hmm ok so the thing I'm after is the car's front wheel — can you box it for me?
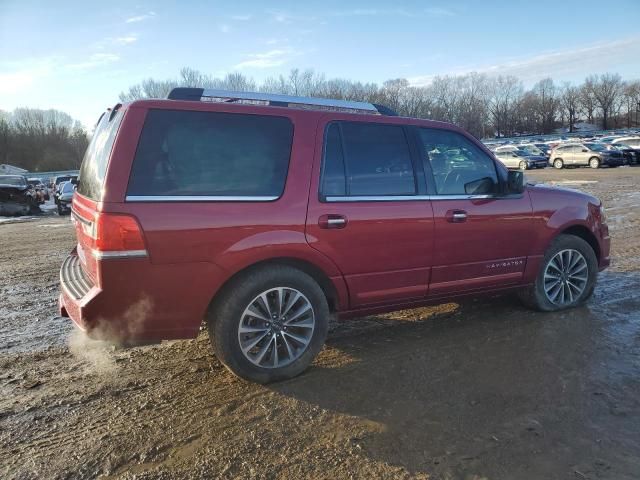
[519,234,598,312]
[207,265,329,383]
[553,158,564,169]
[519,160,528,170]
[589,157,600,169]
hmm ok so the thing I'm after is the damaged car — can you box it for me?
[0,175,40,216]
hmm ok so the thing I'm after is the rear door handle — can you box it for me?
[446,210,467,223]
[319,214,347,229]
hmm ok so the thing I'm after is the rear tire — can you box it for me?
[589,157,600,169]
[553,158,564,169]
[518,234,598,312]
[207,265,329,383]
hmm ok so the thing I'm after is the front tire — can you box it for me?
[519,160,528,170]
[589,157,600,169]
[553,158,564,169]
[518,234,598,312]
[207,265,329,383]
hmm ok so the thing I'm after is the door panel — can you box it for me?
[305,117,435,308]
[428,196,533,296]
[307,202,433,306]
[414,126,535,296]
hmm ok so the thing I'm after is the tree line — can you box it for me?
[0,109,89,172]
[2,68,639,172]
[121,67,640,139]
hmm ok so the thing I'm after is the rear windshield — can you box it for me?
[77,109,124,200]
[126,109,293,198]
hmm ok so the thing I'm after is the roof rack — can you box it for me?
[167,88,397,116]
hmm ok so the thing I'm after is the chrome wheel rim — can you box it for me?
[543,249,588,305]
[238,287,315,369]
[590,158,599,168]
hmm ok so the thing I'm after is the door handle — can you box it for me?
[446,209,467,223]
[319,214,347,229]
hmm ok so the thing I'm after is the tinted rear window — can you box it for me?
[77,109,124,200]
[321,121,416,197]
[127,109,293,198]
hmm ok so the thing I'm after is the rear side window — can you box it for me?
[77,109,124,200]
[321,121,416,197]
[127,109,293,198]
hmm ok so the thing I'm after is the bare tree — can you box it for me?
[488,76,523,137]
[622,80,640,128]
[561,82,581,133]
[588,73,623,130]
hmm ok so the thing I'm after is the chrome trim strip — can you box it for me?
[200,89,379,112]
[91,249,148,259]
[125,195,279,202]
[71,209,93,226]
[324,194,494,202]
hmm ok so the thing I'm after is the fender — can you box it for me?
[213,229,350,310]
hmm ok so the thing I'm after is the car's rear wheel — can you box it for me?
[519,160,528,170]
[207,265,329,383]
[589,157,600,169]
[553,158,564,169]
[518,234,597,312]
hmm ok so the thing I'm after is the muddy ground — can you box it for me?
[1,168,639,480]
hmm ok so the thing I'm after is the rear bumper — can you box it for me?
[58,249,229,342]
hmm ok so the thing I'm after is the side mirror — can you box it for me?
[507,170,524,194]
[582,148,588,152]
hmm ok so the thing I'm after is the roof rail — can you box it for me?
[167,88,397,116]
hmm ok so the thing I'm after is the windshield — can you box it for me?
[519,146,543,155]
[77,108,124,200]
[62,182,75,193]
[0,175,27,187]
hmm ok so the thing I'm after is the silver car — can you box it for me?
[549,143,625,169]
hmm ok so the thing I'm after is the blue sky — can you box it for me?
[1,0,639,128]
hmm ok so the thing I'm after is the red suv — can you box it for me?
[59,88,610,383]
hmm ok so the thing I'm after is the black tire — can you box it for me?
[518,234,598,312]
[57,204,63,215]
[589,157,600,169]
[207,265,329,383]
[519,160,528,170]
[553,158,564,169]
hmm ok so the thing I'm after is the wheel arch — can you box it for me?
[209,257,344,316]
[557,224,601,262]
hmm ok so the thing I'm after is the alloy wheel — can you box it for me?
[237,287,315,368]
[543,249,589,305]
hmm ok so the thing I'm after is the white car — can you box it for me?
[611,136,640,148]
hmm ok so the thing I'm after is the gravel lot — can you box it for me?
[1,168,639,479]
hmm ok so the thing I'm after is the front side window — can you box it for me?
[127,109,293,198]
[321,121,416,197]
[418,128,498,195]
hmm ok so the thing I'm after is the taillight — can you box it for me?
[90,213,147,257]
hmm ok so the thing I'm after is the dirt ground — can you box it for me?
[1,168,639,480]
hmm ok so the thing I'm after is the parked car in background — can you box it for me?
[53,175,78,195]
[603,143,640,165]
[0,175,39,215]
[27,178,50,203]
[56,181,75,215]
[494,150,547,170]
[549,143,625,169]
[59,89,610,383]
[611,136,640,148]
